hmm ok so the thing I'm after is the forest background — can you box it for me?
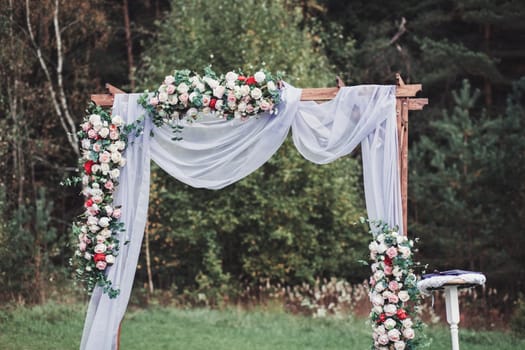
[1,0,524,331]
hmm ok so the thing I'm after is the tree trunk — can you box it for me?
[123,0,135,90]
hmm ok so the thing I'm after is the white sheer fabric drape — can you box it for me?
[80,83,402,349]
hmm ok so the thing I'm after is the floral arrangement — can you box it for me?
[366,219,422,350]
[70,104,128,298]
[138,66,282,136]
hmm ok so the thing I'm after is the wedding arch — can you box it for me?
[80,74,427,350]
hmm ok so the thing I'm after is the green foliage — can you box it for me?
[511,293,525,336]
[139,0,334,88]
[410,78,525,297]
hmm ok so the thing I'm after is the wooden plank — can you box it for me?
[408,98,428,110]
[91,84,427,107]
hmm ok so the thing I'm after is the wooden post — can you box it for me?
[91,77,427,348]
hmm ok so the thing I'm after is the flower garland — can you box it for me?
[71,104,128,298]
[138,67,282,136]
[366,219,422,350]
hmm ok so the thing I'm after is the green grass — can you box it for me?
[0,303,523,349]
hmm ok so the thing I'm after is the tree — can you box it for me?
[135,0,368,298]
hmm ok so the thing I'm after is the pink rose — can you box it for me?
[260,100,271,111]
[96,261,107,270]
[79,242,87,251]
[384,304,397,316]
[388,280,400,292]
[246,104,254,113]
[93,143,101,152]
[179,93,189,104]
[88,129,98,139]
[112,208,121,219]
[149,97,159,106]
[166,84,176,94]
[388,329,401,342]
[202,95,210,107]
[386,246,398,259]
[378,334,389,345]
[109,131,119,140]
[387,293,399,304]
[99,152,111,163]
[104,181,114,190]
[227,93,236,103]
[402,328,415,340]
[384,265,393,275]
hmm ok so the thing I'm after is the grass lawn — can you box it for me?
[0,302,523,349]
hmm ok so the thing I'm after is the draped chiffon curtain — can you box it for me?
[80,83,402,349]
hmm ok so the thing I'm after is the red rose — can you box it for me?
[209,98,217,109]
[246,76,256,85]
[84,160,95,175]
[85,199,94,208]
[237,75,247,81]
[397,308,408,320]
[377,313,386,323]
[384,256,392,266]
[94,253,106,262]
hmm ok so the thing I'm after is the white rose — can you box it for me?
[371,292,384,306]
[96,234,105,243]
[213,86,226,98]
[394,341,406,350]
[92,120,103,131]
[98,127,110,138]
[384,318,397,330]
[240,85,250,96]
[377,234,385,242]
[87,216,98,226]
[82,175,89,185]
[388,329,401,342]
[215,100,223,110]
[89,224,100,233]
[111,115,124,127]
[177,83,189,93]
[186,108,198,118]
[226,81,236,89]
[225,71,238,82]
[399,246,411,258]
[94,243,107,253]
[250,87,262,100]
[254,71,266,83]
[84,252,92,260]
[169,94,178,104]
[393,266,403,278]
[164,75,175,85]
[116,141,126,150]
[108,143,118,153]
[402,318,413,328]
[195,82,205,92]
[237,102,247,112]
[158,92,168,102]
[105,254,116,264]
[111,152,122,163]
[396,234,406,244]
[402,327,415,340]
[369,241,379,253]
[398,290,410,302]
[374,270,385,282]
[384,303,397,317]
[377,334,389,345]
[100,228,112,238]
[100,163,110,175]
[81,139,91,150]
[267,81,277,91]
[85,266,92,272]
[377,243,387,254]
[98,217,111,228]
[375,325,386,335]
[205,78,219,89]
[119,158,126,167]
[373,305,383,314]
[89,114,101,125]
[375,281,386,292]
[109,168,120,179]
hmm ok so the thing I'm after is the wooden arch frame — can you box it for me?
[92,75,427,231]
[91,75,427,348]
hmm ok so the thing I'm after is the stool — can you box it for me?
[417,270,486,350]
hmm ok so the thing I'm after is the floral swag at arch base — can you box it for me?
[74,69,426,350]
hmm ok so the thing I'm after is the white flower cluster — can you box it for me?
[145,68,281,124]
[74,109,128,295]
[368,224,419,350]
